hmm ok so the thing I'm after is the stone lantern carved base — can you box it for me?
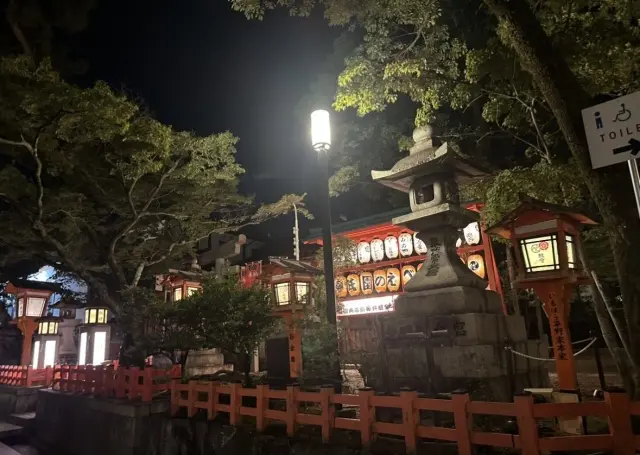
[394,203,486,292]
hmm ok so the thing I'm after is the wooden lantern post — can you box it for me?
[487,195,597,390]
[5,280,60,366]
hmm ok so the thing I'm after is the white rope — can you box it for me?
[547,337,594,350]
[506,338,598,362]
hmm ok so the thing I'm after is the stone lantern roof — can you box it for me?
[371,125,488,193]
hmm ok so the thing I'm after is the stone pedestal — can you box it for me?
[184,349,232,377]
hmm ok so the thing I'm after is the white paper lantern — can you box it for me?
[384,235,399,259]
[370,238,385,262]
[357,241,371,264]
[398,233,414,257]
[463,222,481,246]
[413,233,428,255]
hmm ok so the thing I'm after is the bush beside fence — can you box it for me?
[171,380,640,455]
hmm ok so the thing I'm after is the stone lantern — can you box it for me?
[370,126,548,398]
[5,280,60,366]
[487,194,596,390]
[78,304,111,366]
[32,314,62,368]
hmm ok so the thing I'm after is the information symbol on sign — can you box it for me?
[595,112,603,129]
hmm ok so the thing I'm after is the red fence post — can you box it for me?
[451,391,473,455]
[25,366,33,387]
[359,388,376,448]
[128,367,140,400]
[94,365,104,397]
[604,388,635,455]
[514,393,539,455]
[400,388,419,454]
[142,368,153,402]
[256,384,267,431]
[187,381,196,418]
[170,379,180,415]
[115,366,126,398]
[207,381,217,420]
[320,385,335,443]
[286,384,299,437]
[230,382,242,426]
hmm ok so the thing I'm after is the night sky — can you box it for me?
[72,0,340,243]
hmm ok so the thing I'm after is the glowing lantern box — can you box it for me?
[32,314,62,369]
[259,257,323,380]
[5,280,61,366]
[487,194,597,390]
[78,304,111,366]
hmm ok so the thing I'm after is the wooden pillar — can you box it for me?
[532,281,577,390]
[283,312,303,379]
[18,319,38,366]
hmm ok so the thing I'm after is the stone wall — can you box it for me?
[0,385,39,417]
[34,390,170,455]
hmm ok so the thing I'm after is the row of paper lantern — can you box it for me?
[335,264,421,298]
[336,253,488,298]
[356,233,427,265]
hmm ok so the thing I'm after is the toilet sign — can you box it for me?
[581,90,640,169]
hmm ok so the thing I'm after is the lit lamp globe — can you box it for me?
[311,110,331,152]
[78,305,111,366]
[32,314,62,369]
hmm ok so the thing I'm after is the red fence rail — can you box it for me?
[171,381,640,455]
[0,364,181,403]
[0,365,55,387]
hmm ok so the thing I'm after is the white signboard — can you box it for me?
[581,90,640,169]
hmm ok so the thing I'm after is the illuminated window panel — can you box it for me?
[173,287,183,302]
[26,297,46,317]
[295,282,310,304]
[32,341,40,367]
[520,234,560,273]
[92,331,107,365]
[78,333,87,366]
[187,287,200,297]
[566,234,577,269]
[44,340,56,367]
[274,283,291,306]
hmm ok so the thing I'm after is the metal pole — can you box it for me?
[317,149,342,388]
[318,150,337,324]
[628,158,640,218]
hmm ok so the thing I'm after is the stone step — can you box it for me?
[5,414,34,431]
[0,442,22,455]
[0,422,23,439]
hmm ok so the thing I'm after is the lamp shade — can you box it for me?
[311,110,331,151]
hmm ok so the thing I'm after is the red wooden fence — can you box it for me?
[0,364,181,403]
[0,365,55,387]
[55,364,182,401]
[171,381,640,455]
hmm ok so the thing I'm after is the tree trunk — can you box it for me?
[179,349,191,372]
[482,0,640,398]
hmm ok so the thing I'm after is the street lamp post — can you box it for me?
[310,110,343,388]
[311,110,337,324]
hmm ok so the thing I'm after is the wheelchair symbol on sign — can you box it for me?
[613,103,632,123]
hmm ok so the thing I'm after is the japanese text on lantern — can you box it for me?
[549,292,567,361]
